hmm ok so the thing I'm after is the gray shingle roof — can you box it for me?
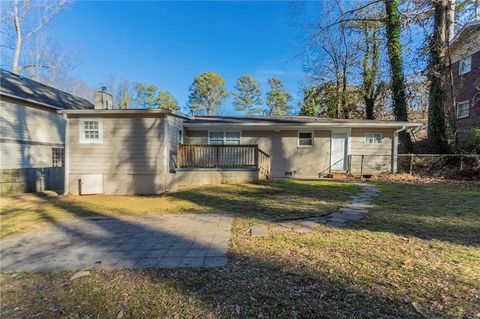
[0,68,93,110]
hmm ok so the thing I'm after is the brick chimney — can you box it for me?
[94,87,114,110]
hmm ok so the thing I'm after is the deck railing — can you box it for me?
[176,144,271,178]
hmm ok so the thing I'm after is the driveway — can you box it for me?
[0,214,233,271]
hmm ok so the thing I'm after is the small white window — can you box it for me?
[79,118,103,144]
[298,131,313,147]
[459,56,472,75]
[208,131,240,145]
[365,133,382,144]
[178,129,184,144]
[52,148,64,167]
[456,101,470,118]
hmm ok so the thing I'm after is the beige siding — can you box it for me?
[350,128,394,174]
[0,142,58,169]
[1,97,64,169]
[167,116,185,154]
[0,98,64,144]
[185,129,331,178]
[242,130,331,178]
[68,115,169,195]
[174,169,258,189]
[185,130,208,144]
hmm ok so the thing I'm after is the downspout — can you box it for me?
[163,114,169,192]
[392,126,407,173]
[63,113,70,194]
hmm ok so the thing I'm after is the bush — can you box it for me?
[468,129,480,153]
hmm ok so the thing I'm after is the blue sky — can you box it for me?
[48,1,306,114]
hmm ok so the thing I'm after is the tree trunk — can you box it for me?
[427,0,451,154]
[12,0,22,74]
[363,21,379,120]
[384,0,412,153]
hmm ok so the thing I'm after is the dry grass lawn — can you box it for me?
[1,180,479,318]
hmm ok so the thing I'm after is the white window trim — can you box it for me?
[364,132,383,144]
[208,130,241,145]
[456,100,470,119]
[298,130,314,148]
[79,118,103,144]
[459,55,472,75]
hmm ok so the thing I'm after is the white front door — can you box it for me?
[331,133,348,171]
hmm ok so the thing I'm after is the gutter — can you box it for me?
[184,122,423,129]
[63,113,70,195]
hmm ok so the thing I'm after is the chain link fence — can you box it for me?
[348,154,480,180]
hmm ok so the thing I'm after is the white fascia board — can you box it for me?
[184,122,423,130]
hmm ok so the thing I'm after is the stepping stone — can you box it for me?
[251,225,268,237]
[329,212,346,219]
[328,216,347,223]
[298,220,320,228]
[339,207,367,214]
[279,221,297,229]
[326,220,346,228]
[344,203,372,209]
[272,225,290,232]
[340,213,362,221]
[293,226,313,233]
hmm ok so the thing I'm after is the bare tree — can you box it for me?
[304,22,359,119]
[102,74,135,109]
[1,0,71,73]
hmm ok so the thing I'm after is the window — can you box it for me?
[208,131,241,145]
[79,119,103,144]
[459,56,472,75]
[225,132,241,145]
[456,101,470,118]
[298,131,313,147]
[52,148,64,167]
[365,133,382,144]
[178,129,184,144]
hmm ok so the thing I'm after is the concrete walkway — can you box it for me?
[1,214,233,272]
[326,183,380,227]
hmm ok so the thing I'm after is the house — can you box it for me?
[0,68,93,193]
[449,19,480,143]
[60,103,420,195]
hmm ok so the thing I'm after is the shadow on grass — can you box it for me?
[170,179,358,221]
[344,182,480,247]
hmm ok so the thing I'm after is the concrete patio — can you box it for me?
[0,214,233,271]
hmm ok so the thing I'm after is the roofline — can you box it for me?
[450,19,480,45]
[184,121,422,129]
[58,108,191,119]
[0,92,62,110]
[56,110,422,128]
